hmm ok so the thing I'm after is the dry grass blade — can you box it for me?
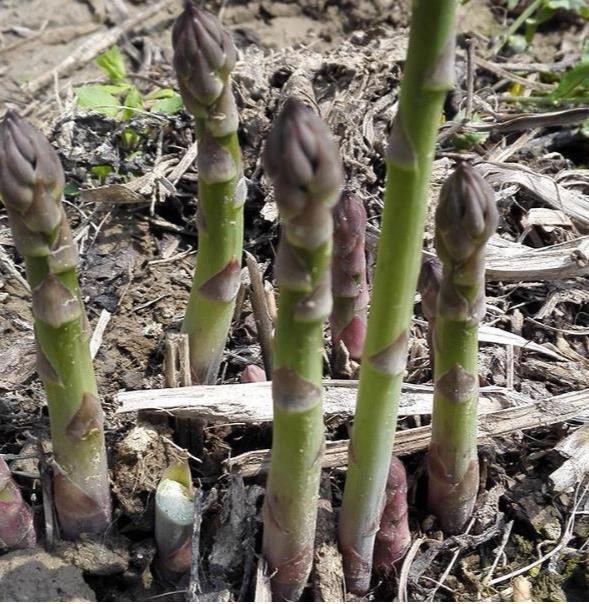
[480,163,589,228]
[115,381,509,423]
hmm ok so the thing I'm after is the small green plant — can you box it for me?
[74,46,183,118]
[501,0,589,50]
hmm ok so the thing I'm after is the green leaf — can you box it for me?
[551,61,589,99]
[96,46,126,83]
[120,127,142,150]
[145,88,179,100]
[120,87,144,120]
[150,94,184,115]
[90,165,114,184]
[74,85,120,116]
[64,182,80,197]
[450,112,490,150]
[546,0,588,10]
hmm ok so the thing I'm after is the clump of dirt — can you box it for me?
[0,548,96,601]
[111,422,175,530]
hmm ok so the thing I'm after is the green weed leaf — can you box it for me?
[120,87,144,120]
[551,61,589,99]
[74,85,120,116]
[96,46,127,83]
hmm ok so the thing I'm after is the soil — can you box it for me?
[1,0,589,602]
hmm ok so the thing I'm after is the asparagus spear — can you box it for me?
[418,256,442,368]
[155,460,194,579]
[338,1,458,593]
[373,456,410,573]
[0,457,36,550]
[0,112,111,539]
[172,1,245,384]
[428,162,497,533]
[262,98,343,601]
[240,364,267,383]
[330,191,368,361]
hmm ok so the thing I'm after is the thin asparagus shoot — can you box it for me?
[428,162,498,533]
[172,1,246,384]
[0,112,111,540]
[240,365,267,383]
[0,456,36,550]
[155,460,194,578]
[338,1,458,593]
[262,98,343,601]
[418,255,442,369]
[330,191,368,362]
[373,455,411,574]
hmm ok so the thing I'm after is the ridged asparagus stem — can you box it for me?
[330,191,368,361]
[155,461,194,578]
[338,1,458,593]
[0,457,36,550]
[428,162,498,533]
[172,1,246,384]
[0,112,111,539]
[373,456,410,573]
[262,98,343,601]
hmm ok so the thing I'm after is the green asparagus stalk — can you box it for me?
[330,191,368,361]
[262,98,343,601]
[0,112,111,539]
[0,456,36,550]
[155,460,194,578]
[172,1,245,384]
[428,162,497,533]
[338,1,458,593]
[373,456,410,573]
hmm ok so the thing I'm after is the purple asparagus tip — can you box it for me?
[172,1,237,113]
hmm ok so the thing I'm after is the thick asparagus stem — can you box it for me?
[0,112,111,539]
[262,98,343,601]
[155,461,194,578]
[428,162,498,533]
[338,1,458,593]
[172,1,245,384]
[0,457,36,550]
[330,191,368,361]
[373,456,410,573]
